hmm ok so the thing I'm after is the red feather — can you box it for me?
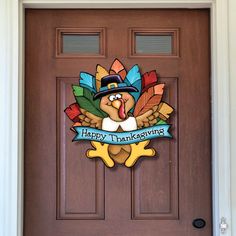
[142,70,158,92]
[64,103,81,122]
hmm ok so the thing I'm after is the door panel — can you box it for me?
[25,9,211,236]
[132,77,179,220]
[57,77,105,220]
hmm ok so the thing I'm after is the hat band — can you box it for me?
[99,83,128,92]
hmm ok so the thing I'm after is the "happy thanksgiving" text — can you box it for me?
[73,125,172,145]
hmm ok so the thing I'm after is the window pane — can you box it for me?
[62,34,100,54]
[135,35,172,54]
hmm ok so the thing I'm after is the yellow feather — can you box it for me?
[96,65,109,91]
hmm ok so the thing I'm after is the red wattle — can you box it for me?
[118,99,126,120]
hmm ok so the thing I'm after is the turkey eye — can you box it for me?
[115,93,122,99]
[109,95,116,102]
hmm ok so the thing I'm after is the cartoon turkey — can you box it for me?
[65,59,173,167]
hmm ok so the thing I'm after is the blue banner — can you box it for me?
[73,125,172,145]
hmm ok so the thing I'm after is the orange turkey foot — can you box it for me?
[125,140,155,168]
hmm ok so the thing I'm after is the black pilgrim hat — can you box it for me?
[93,74,138,99]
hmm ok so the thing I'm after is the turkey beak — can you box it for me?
[111,99,121,109]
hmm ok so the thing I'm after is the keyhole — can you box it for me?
[192,218,206,229]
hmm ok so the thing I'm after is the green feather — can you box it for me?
[156,118,167,125]
[72,85,107,118]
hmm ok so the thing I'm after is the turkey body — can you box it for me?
[78,90,167,165]
[102,116,137,164]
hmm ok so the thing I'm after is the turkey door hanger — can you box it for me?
[64,59,174,168]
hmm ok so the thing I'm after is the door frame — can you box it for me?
[0,1,233,236]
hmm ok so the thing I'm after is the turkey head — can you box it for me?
[100,92,135,121]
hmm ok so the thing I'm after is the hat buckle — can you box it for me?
[107,82,118,90]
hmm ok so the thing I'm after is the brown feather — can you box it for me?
[136,102,174,128]
[79,108,102,129]
[136,106,159,129]
[134,84,165,116]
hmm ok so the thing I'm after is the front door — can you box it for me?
[24,9,211,236]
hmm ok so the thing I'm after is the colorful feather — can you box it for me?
[158,102,174,121]
[110,58,127,80]
[156,118,167,125]
[124,65,142,101]
[96,65,109,91]
[142,70,158,92]
[125,65,141,85]
[79,72,97,93]
[72,85,107,118]
[64,103,81,122]
[133,84,165,116]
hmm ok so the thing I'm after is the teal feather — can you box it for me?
[124,65,141,101]
[125,65,141,85]
[79,72,97,93]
